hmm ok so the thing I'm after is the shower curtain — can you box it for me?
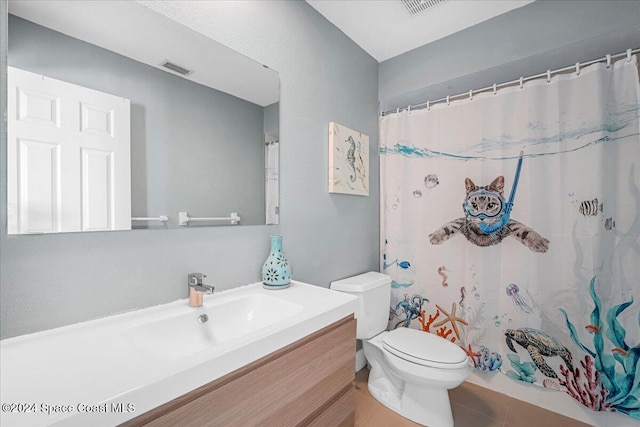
[380,56,640,420]
[265,139,279,225]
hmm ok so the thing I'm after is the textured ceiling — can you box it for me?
[306,0,533,62]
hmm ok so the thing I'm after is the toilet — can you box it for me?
[331,271,470,427]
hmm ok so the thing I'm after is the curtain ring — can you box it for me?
[575,62,580,76]
[606,54,612,68]
[546,70,551,83]
[519,77,524,89]
[493,83,497,95]
[468,90,473,101]
[627,48,633,62]
[446,95,450,106]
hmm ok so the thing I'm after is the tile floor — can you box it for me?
[354,367,592,427]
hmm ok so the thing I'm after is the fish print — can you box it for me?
[424,174,440,189]
[612,348,629,356]
[383,257,411,270]
[604,217,616,230]
[578,198,603,217]
[585,324,600,334]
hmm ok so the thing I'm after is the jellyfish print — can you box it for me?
[506,284,533,314]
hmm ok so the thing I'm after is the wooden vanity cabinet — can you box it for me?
[121,315,356,427]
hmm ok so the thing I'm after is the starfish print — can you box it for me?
[463,344,481,367]
[432,303,469,342]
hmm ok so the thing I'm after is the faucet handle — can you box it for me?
[188,273,213,307]
[188,273,206,286]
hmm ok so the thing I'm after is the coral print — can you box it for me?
[418,303,467,343]
[559,355,612,412]
[474,346,503,371]
[560,277,640,418]
[506,353,538,383]
[390,294,425,328]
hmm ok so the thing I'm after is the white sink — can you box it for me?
[126,293,304,361]
[1,281,356,426]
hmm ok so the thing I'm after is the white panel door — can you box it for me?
[8,67,131,234]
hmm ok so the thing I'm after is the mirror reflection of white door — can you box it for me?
[8,67,131,234]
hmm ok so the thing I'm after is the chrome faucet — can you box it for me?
[188,273,214,307]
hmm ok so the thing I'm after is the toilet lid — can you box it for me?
[382,328,468,369]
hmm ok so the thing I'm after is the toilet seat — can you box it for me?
[382,328,468,369]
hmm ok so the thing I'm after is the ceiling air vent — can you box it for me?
[401,0,448,16]
[161,60,192,76]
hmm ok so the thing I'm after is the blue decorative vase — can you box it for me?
[261,235,292,289]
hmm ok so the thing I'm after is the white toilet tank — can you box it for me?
[330,271,391,339]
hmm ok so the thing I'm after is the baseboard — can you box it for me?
[355,348,367,372]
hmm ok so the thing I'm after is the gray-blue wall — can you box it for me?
[8,15,266,228]
[0,1,380,338]
[379,0,640,112]
[5,0,636,340]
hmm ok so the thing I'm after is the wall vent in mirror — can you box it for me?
[6,1,280,233]
[161,60,192,76]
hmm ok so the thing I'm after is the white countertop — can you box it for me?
[0,281,356,426]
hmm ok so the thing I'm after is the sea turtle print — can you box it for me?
[505,328,574,378]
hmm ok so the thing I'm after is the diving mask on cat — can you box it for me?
[463,189,506,220]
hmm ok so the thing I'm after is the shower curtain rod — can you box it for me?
[381,47,640,117]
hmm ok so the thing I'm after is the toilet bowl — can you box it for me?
[363,328,469,427]
[330,271,470,427]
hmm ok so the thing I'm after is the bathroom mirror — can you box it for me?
[6,0,280,234]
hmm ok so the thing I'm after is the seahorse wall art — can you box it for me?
[328,122,369,196]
